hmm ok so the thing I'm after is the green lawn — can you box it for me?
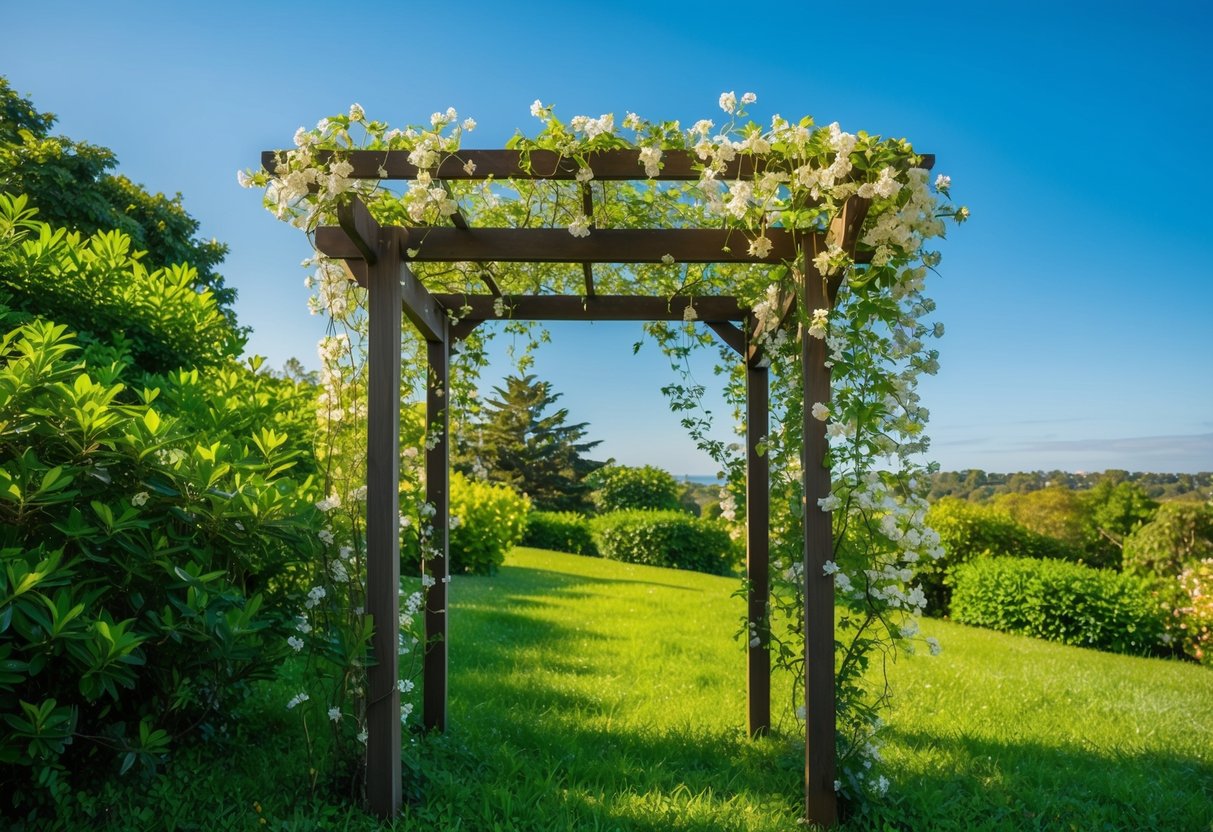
[51,547,1213,831]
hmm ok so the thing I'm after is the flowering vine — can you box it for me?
[242,91,965,809]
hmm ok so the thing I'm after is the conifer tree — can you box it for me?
[456,374,606,512]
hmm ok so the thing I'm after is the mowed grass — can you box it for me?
[55,547,1213,831]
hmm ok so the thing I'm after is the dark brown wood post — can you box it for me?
[423,325,450,733]
[365,235,403,819]
[802,259,837,826]
[745,325,771,737]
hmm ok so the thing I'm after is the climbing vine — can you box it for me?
[242,91,965,806]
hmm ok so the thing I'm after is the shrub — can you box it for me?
[592,465,682,513]
[949,557,1167,655]
[591,510,735,574]
[0,194,241,375]
[0,317,318,809]
[522,511,597,556]
[447,473,530,575]
[1173,559,1213,666]
[919,497,1083,614]
[1123,502,1213,580]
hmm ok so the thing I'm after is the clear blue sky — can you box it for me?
[7,0,1211,475]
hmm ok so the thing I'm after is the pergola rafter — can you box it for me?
[266,146,932,826]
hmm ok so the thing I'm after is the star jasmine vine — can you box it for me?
[243,91,964,810]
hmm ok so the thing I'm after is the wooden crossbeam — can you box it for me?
[315,226,860,266]
[263,148,934,182]
[434,294,744,322]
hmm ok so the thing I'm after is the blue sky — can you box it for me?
[6,0,1211,475]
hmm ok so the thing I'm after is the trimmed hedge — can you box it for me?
[592,465,682,512]
[920,497,1084,614]
[448,473,530,574]
[591,510,735,575]
[522,511,597,556]
[949,556,1167,655]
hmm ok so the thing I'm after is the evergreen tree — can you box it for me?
[456,374,606,512]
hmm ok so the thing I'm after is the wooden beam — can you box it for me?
[802,254,837,827]
[423,328,450,734]
[581,184,596,296]
[315,226,842,265]
[706,321,745,355]
[264,149,934,184]
[263,148,935,182]
[433,294,745,322]
[746,351,771,737]
[394,243,448,343]
[336,197,380,265]
[365,231,402,819]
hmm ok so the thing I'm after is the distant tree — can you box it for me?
[1123,502,1213,579]
[1081,479,1158,566]
[994,486,1091,551]
[0,76,237,328]
[455,374,606,512]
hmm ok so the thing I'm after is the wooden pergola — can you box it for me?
[262,147,932,827]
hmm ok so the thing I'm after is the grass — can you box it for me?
[42,547,1213,831]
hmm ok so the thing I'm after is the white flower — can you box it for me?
[926,636,942,656]
[357,729,368,744]
[747,235,773,258]
[530,99,544,118]
[638,146,662,178]
[818,494,841,512]
[421,573,436,588]
[318,529,335,545]
[349,103,365,122]
[719,91,737,114]
[236,170,254,188]
[934,174,951,193]
[811,402,830,422]
[463,159,477,175]
[575,166,594,183]
[683,304,698,323]
[286,692,309,710]
[131,491,149,507]
[661,253,675,265]
[568,214,591,238]
[740,91,757,105]
[397,678,415,693]
[287,636,305,652]
[822,560,840,576]
[315,495,341,512]
[328,707,342,722]
[296,616,312,634]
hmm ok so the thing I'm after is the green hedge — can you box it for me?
[591,465,682,512]
[591,510,735,574]
[448,473,530,574]
[949,556,1167,655]
[522,511,597,556]
[919,497,1084,614]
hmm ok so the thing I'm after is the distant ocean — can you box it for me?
[678,474,724,485]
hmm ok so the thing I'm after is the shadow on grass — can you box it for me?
[858,726,1213,832]
[405,562,802,831]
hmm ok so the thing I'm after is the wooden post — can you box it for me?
[365,236,403,819]
[423,327,450,732]
[745,333,771,737]
[802,260,837,825]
